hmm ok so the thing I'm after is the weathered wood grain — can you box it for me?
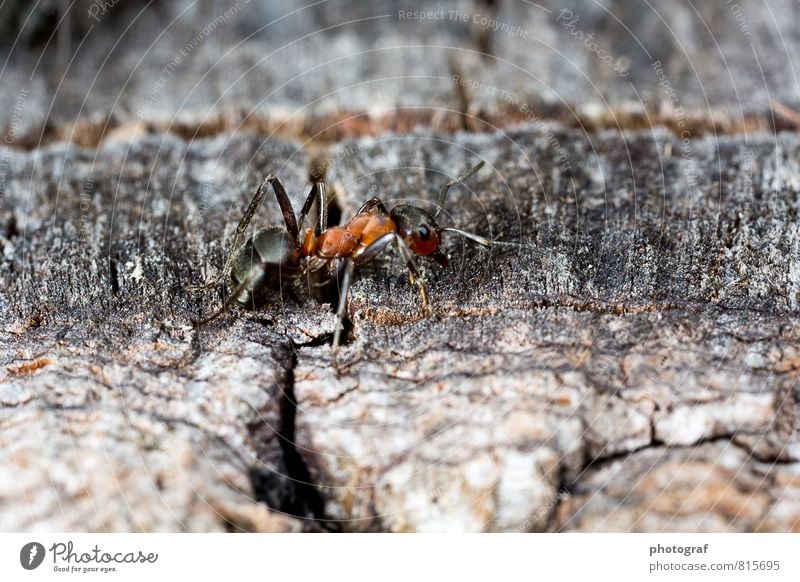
[2,126,799,531]
[2,0,800,533]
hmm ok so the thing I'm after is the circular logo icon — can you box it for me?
[20,542,45,570]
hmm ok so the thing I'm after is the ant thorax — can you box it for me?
[300,208,397,260]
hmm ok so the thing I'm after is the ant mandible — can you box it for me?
[192,160,492,349]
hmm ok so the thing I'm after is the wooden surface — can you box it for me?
[1,0,799,532]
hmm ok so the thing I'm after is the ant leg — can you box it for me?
[356,197,390,215]
[316,181,328,234]
[330,228,397,351]
[353,232,395,266]
[395,236,431,313]
[189,178,271,292]
[265,174,299,241]
[333,258,355,350]
[192,271,255,327]
[297,181,327,235]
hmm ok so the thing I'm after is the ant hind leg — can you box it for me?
[297,181,327,235]
[189,174,302,292]
[192,271,255,327]
[188,177,273,292]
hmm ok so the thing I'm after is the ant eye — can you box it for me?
[417,224,430,240]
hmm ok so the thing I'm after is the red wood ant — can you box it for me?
[193,161,494,348]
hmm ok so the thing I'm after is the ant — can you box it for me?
[192,160,495,348]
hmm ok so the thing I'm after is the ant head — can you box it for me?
[390,204,446,263]
[388,161,486,266]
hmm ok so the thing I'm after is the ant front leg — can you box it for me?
[394,236,432,314]
[326,231,396,352]
[332,258,355,350]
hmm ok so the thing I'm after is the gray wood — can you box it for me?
[1,0,799,532]
[2,128,799,531]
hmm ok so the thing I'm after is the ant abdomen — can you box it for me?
[230,226,301,305]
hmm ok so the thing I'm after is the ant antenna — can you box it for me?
[441,228,537,251]
[434,161,485,218]
[440,227,492,247]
